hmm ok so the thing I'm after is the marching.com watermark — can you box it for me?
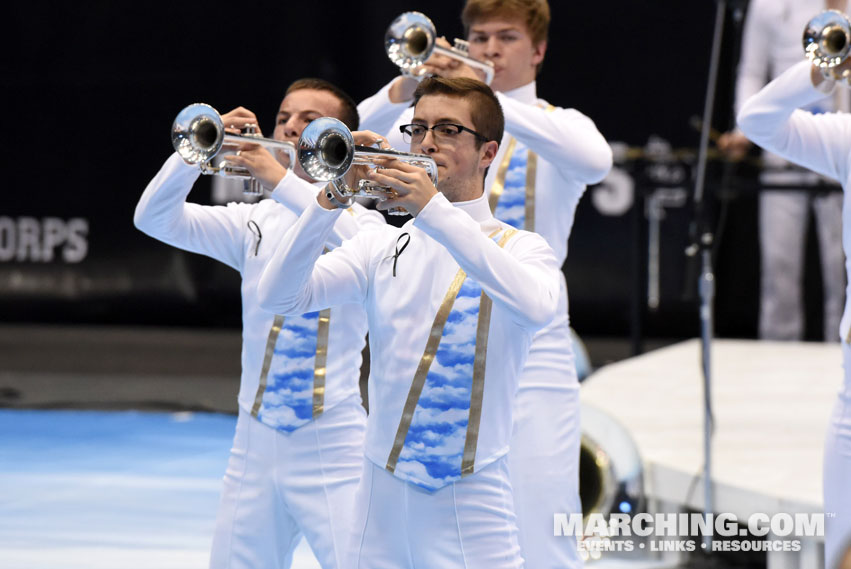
[554,512,825,555]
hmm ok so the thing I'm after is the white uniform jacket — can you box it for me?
[134,153,384,430]
[738,60,851,348]
[256,192,561,490]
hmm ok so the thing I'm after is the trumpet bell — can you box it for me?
[298,117,355,182]
[171,103,225,164]
[385,11,437,70]
[804,10,851,68]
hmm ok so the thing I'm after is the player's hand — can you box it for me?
[225,143,285,190]
[364,156,437,217]
[410,38,485,82]
[339,130,393,191]
[220,107,261,136]
[717,131,752,162]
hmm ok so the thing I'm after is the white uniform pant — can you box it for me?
[824,344,851,569]
[349,456,523,569]
[209,395,366,569]
[509,385,582,569]
[759,190,845,341]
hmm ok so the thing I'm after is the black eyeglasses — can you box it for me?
[399,123,488,144]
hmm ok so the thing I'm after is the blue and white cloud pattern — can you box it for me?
[256,311,320,433]
[494,139,529,230]
[395,276,485,491]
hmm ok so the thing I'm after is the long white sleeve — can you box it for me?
[256,197,372,316]
[738,60,851,183]
[497,93,612,184]
[269,169,385,249]
[133,153,249,271]
[414,193,560,329]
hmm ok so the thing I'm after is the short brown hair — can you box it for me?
[285,78,359,131]
[412,77,504,149]
[462,0,550,73]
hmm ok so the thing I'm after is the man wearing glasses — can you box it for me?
[257,76,560,569]
[359,2,611,567]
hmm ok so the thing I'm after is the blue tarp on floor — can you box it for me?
[0,409,319,569]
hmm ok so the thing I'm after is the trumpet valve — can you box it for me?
[241,123,261,138]
[453,38,470,54]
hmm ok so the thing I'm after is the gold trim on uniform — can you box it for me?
[386,267,469,474]
[461,291,492,476]
[524,152,538,232]
[313,308,332,418]
[252,314,285,416]
[489,104,555,231]
[386,229,516,476]
[461,228,518,476]
[489,138,518,214]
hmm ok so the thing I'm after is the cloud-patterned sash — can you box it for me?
[393,276,484,490]
[493,138,530,230]
[388,229,517,491]
[254,311,326,433]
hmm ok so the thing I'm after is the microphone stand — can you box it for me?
[686,0,735,551]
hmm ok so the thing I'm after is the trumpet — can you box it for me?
[297,117,438,215]
[803,10,851,69]
[171,103,297,195]
[385,11,495,85]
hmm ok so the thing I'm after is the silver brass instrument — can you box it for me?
[803,10,851,69]
[171,103,296,195]
[579,403,644,526]
[297,116,438,215]
[385,11,495,85]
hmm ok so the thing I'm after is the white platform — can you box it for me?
[581,339,841,567]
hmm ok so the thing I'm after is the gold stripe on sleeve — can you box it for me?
[252,315,285,417]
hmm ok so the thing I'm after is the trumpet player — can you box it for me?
[134,78,383,569]
[718,0,848,343]
[358,1,612,567]
[737,39,851,569]
[258,76,561,569]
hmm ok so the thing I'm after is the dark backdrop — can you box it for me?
[4,1,825,341]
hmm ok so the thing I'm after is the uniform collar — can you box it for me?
[451,191,493,223]
[501,80,538,105]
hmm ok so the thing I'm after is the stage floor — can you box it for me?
[0,409,322,569]
[581,339,841,568]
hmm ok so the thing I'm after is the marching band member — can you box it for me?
[738,51,851,569]
[718,0,846,343]
[134,78,383,569]
[357,1,612,566]
[258,76,560,569]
